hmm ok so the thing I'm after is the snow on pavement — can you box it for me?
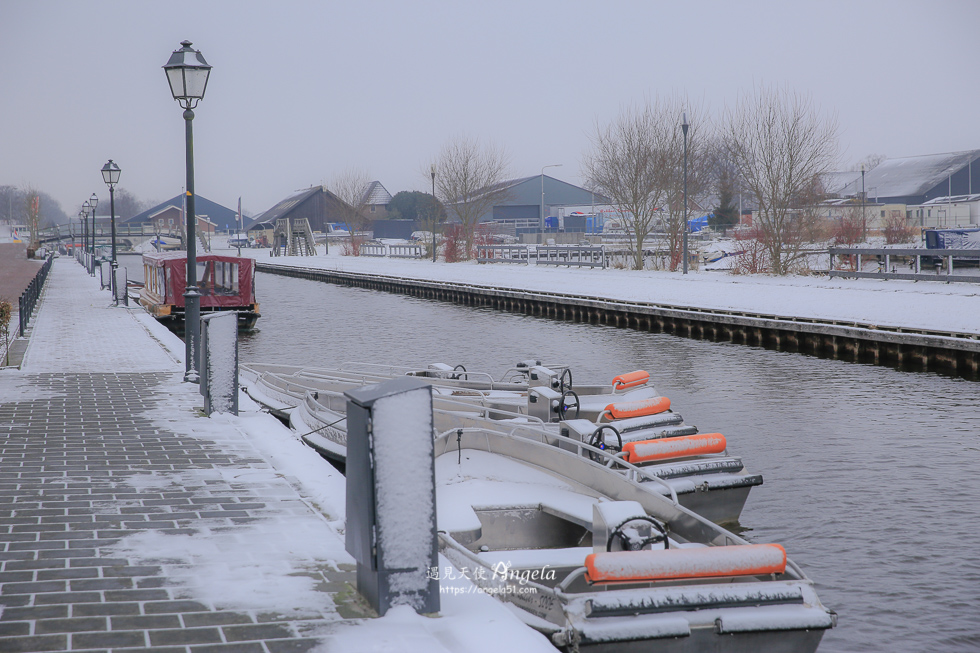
[10,256,558,653]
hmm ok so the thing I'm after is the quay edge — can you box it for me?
[256,262,980,379]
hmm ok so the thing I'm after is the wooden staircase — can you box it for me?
[272,218,316,256]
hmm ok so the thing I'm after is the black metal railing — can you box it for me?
[19,255,54,337]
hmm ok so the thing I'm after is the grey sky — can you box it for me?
[2,0,977,220]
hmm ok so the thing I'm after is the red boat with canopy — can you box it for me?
[140,252,260,330]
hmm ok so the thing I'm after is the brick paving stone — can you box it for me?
[1,261,369,652]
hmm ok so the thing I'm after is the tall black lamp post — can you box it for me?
[81,201,90,259]
[164,40,212,383]
[89,193,99,259]
[78,208,86,261]
[101,160,121,302]
[681,113,690,275]
[431,163,437,262]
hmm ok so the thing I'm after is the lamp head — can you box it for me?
[164,40,212,109]
[101,159,121,188]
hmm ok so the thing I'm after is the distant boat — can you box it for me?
[139,252,260,331]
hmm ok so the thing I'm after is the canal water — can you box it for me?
[126,257,980,652]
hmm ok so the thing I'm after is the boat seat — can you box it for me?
[584,543,786,584]
[623,433,727,464]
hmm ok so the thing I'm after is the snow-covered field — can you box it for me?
[213,237,980,336]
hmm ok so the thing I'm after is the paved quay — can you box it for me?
[1,258,551,653]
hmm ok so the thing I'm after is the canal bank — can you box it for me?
[251,255,980,378]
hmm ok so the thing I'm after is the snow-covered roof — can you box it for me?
[836,150,980,199]
[361,181,392,206]
[919,194,980,205]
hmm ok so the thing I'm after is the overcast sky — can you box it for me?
[2,0,978,220]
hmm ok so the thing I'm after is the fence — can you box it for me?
[828,247,980,283]
[360,243,386,257]
[389,244,424,259]
[476,244,606,268]
[18,255,54,337]
[476,245,531,264]
[535,245,606,268]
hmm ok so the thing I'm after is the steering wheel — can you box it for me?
[557,390,580,420]
[559,368,573,393]
[452,364,467,380]
[606,516,669,552]
[588,424,622,461]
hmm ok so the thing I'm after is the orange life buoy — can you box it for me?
[584,543,786,584]
[623,433,727,464]
[604,395,670,420]
[611,370,650,390]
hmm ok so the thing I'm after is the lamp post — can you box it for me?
[78,209,86,261]
[89,193,98,259]
[681,113,690,274]
[861,164,866,242]
[101,160,121,303]
[431,163,437,262]
[82,200,91,254]
[80,203,89,262]
[541,164,562,233]
[164,40,212,383]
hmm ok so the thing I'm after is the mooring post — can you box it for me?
[344,377,440,616]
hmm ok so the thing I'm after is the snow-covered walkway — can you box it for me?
[0,258,555,653]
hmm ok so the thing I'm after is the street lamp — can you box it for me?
[89,193,98,259]
[81,200,90,261]
[101,159,121,303]
[541,164,562,232]
[861,164,866,242]
[681,113,690,274]
[164,40,212,383]
[78,209,86,262]
[430,163,437,263]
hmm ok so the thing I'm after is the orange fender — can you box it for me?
[612,370,650,390]
[604,395,670,420]
[624,433,727,464]
[585,544,787,584]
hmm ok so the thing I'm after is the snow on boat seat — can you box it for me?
[584,543,787,584]
[576,386,659,415]
[612,370,649,390]
[611,412,685,433]
[602,396,671,421]
[624,433,727,464]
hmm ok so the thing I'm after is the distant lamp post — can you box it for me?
[861,164,866,242]
[82,200,91,257]
[681,113,690,274]
[164,40,212,383]
[89,193,98,258]
[101,159,121,303]
[430,163,437,263]
[78,208,86,261]
[541,164,562,232]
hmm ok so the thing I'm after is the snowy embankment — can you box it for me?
[225,243,980,336]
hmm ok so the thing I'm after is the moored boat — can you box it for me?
[434,426,835,651]
[140,251,260,331]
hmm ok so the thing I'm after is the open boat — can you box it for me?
[434,425,835,651]
[241,362,762,526]
[140,251,260,331]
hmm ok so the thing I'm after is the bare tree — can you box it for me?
[327,168,372,253]
[434,135,510,257]
[724,86,840,274]
[584,97,708,270]
[24,186,41,249]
